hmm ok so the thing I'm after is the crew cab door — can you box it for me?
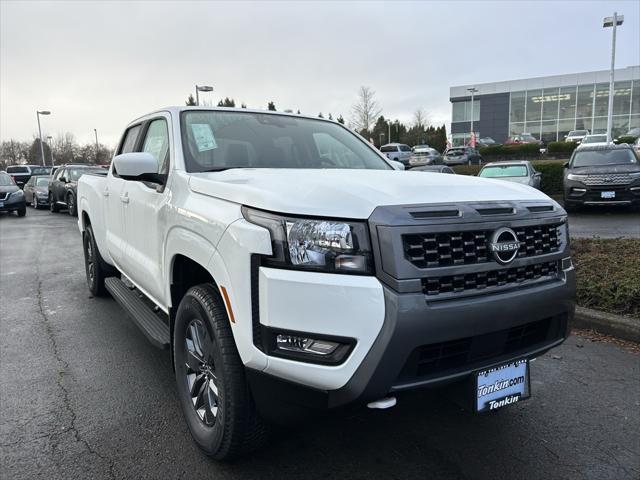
[121,115,172,305]
[106,124,142,268]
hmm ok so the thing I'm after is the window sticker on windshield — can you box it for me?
[191,124,217,152]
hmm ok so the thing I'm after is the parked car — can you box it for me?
[380,143,413,165]
[5,165,52,189]
[23,175,52,209]
[633,137,640,156]
[476,137,499,147]
[78,106,574,460]
[576,134,608,149]
[408,146,443,167]
[410,165,455,174]
[504,134,544,146]
[479,161,542,189]
[564,130,589,143]
[563,143,640,211]
[49,165,106,216]
[0,171,26,216]
[443,146,482,165]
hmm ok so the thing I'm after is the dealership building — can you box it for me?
[449,65,640,146]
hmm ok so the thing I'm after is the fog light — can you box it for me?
[276,334,339,356]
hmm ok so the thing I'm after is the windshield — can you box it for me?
[572,149,638,167]
[31,167,50,175]
[6,166,28,173]
[582,135,607,144]
[0,173,15,186]
[181,111,391,172]
[480,165,528,178]
[67,167,105,181]
[569,131,587,136]
[446,149,464,156]
[35,177,51,186]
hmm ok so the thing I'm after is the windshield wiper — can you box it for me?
[201,167,242,172]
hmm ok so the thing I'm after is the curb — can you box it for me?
[572,306,640,343]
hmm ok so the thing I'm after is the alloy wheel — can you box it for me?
[85,236,95,284]
[184,319,219,426]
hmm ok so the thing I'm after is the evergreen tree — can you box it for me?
[318,112,324,118]
[297,109,301,114]
[185,94,197,106]
[267,101,276,111]
[241,102,247,108]
[337,115,345,124]
[328,113,333,120]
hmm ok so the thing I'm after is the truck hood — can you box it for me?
[189,169,553,218]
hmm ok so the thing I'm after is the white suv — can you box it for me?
[380,143,412,165]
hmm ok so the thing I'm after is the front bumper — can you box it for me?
[247,263,575,411]
[564,179,640,206]
[0,197,26,212]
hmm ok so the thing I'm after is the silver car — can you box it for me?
[478,161,542,189]
[409,146,442,167]
[380,143,413,165]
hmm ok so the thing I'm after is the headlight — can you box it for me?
[242,206,373,274]
[629,172,640,180]
[566,173,587,181]
[9,190,24,199]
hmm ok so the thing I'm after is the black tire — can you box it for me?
[33,196,39,209]
[173,284,267,461]
[67,193,77,216]
[82,224,111,296]
[49,193,60,213]
[16,206,26,217]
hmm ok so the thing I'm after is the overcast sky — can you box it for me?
[1,0,639,146]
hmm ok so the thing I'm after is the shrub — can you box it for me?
[571,239,640,318]
[479,143,542,158]
[614,135,637,145]
[452,165,481,176]
[547,141,578,155]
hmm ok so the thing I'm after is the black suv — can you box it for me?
[49,164,105,216]
[563,144,640,211]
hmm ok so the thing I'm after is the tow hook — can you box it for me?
[367,397,397,409]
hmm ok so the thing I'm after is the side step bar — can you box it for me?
[105,277,170,349]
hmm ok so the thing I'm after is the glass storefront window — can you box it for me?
[576,84,594,119]
[559,86,577,119]
[524,122,541,139]
[541,87,559,121]
[526,89,542,122]
[631,80,640,116]
[593,83,610,117]
[575,117,593,132]
[510,91,526,123]
[541,120,557,143]
[613,116,630,138]
[592,117,607,134]
[613,81,632,116]
[452,102,466,122]
[509,122,525,136]
[451,100,480,123]
[630,114,640,130]
[558,118,576,141]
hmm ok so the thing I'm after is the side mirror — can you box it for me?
[113,152,162,183]
[563,162,569,168]
[390,160,405,171]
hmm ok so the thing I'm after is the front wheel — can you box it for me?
[173,284,267,460]
[67,193,77,216]
[16,206,26,217]
[82,224,112,296]
[50,193,60,213]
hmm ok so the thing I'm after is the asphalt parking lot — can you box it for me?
[1,208,639,480]
[567,206,640,239]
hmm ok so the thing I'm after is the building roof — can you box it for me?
[450,65,640,99]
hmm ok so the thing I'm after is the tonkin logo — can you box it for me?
[488,227,521,264]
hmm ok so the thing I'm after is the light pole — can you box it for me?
[387,121,391,145]
[36,110,51,166]
[195,85,214,106]
[395,120,399,143]
[94,128,100,163]
[467,87,479,146]
[603,12,624,143]
[47,135,54,165]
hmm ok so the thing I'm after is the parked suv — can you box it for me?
[564,130,589,143]
[0,172,26,216]
[380,143,412,165]
[78,107,575,460]
[443,146,482,165]
[563,144,640,211]
[6,165,52,189]
[49,164,106,216]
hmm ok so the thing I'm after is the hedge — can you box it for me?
[547,141,578,155]
[452,159,565,195]
[478,143,542,158]
[615,135,638,145]
[571,239,640,318]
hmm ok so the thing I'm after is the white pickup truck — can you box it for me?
[78,107,575,460]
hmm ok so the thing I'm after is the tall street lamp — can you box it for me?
[467,87,479,146]
[47,135,54,165]
[36,110,51,166]
[94,128,100,163]
[195,85,214,106]
[603,12,624,143]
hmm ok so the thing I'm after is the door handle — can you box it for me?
[120,193,129,204]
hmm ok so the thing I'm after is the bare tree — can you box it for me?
[351,86,382,133]
[413,108,429,129]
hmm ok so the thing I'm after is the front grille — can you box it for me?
[423,260,559,296]
[397,317,559,381]
[404,223,561,268]
[584,174,632,186]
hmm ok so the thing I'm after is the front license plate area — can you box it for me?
[601,191,615,199]
[0,202,4,208]
[476,360,530,413]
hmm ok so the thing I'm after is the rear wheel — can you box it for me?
[67,193,77,216]
[49,193,60,213]
[82,224,112,296]
[174,284,267,460]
